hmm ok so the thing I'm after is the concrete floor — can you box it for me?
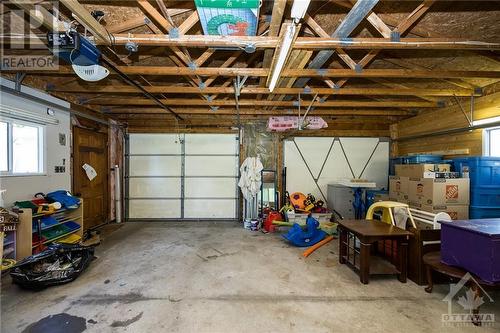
[2,222,499,332]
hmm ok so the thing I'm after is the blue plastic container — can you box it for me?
[365,190,389,212]
[471,187,500,207]
[452,157,500,188]
[470,206,500,219]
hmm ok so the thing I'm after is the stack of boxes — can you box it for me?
[389,163,470,220]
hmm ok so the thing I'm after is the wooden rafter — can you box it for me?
[23,66,500,79]
[260,0,286,88]
[59,0,112,44]
[83,98,438,108]
[50,85,480,97]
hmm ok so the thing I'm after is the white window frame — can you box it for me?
[483,126,500,157]
[0,118,46,177]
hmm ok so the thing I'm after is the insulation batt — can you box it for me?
[267,116,328,131]
[238,156,264,200]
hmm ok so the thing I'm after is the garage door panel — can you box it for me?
[128,199,181,218]
[129,156,181,176]
[127,133,238,220]
[184,199,236,218]
[185,178,236,198]
[129,134,181,154]
[185,156,237,176]
[129,178,181,198]
[185,134,237,155]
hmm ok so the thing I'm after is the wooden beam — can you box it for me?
[10,0,65,31]
[178,11,199,35]
[194,49,215,67]
[328,0,436,96]
[137,0,174,31]
[304,14,356,69]
[52,85,480,97]
[85,98,438,108]
[27,66,500,79]
[260,0,287,88]
[104,107,412,116]
[59,0,112,45]
[108,16,149,33]
[9,34,500,51]
[104,35,500,50]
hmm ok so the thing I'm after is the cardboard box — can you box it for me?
[395,164,450,178]
[410,202,469,220]
[408,178,470,205]
[389,176,409,202]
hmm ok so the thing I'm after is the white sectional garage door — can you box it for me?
[126,133,239,220]
[284,137,389,202]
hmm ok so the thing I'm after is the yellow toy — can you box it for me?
[366,201,416,229]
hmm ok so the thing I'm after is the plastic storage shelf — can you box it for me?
[469,206,500,219]
[452,157,500,188]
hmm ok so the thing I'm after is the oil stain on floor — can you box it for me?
[22,313,86,333]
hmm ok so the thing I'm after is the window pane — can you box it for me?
[12,123,40,173]
[0,122,7,171]
[490,129,500,157]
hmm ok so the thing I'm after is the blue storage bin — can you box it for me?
[470,206,500,219]
[470,187,500,207]
[404,155,443,164]
[452,157,500,187]
[365,190,389,212]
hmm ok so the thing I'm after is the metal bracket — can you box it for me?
[316,69,327,77]
[210,106,219,112]
[340,37,353,48]
[453,95,473,127]
[354,64,363,73]
[168,28,179,38]
[188,62,197,70]
[234,75,248,97]
[390,31,400,42]
[198,81,205,90]
[303,86,312,94]
[14,72,26,92]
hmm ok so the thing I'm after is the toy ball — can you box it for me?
[290,192,306,210]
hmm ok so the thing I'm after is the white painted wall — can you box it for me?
[0,78,71,207]
[284,137,389,203]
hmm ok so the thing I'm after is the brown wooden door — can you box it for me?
[73,127,108,230]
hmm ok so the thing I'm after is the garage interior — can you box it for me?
[1,0,500,332]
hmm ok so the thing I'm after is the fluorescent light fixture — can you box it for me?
[472,116,500,127]
[268,24,298,92]
[291,0,312,20]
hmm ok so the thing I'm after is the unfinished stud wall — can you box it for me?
[391,91,500,157]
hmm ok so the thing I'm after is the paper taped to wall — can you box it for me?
[82,163,97,181]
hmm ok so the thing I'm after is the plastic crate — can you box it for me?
[470,187,500,207]
[285,212,332,225]
[452,157,500,187]
[469,206,500,219]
